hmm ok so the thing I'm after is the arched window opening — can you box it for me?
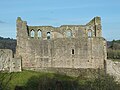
[47,32,51,39]
[31,30,35,38]
[88,31,92,37]
[66,31,72,38]
[38,30,42,38]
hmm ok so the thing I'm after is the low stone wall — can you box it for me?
[106,60,120,81]
[0,49,12,71]
[10,58,22,72]
[0,49,21,72]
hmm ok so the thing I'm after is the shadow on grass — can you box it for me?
[0,72,15,90]
[20,74,120,90]
[1,72,120,90]
[23,74,79,90]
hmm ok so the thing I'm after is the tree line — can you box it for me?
[0,36,16,53]
[107,40,120,59]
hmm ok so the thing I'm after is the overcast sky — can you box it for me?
[0,0,120,40]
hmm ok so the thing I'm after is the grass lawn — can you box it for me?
[0,70,120,90]
[0,70,75,90]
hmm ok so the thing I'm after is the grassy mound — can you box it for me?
[0,70,120,90]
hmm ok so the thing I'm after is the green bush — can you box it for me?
[107,49,120,59]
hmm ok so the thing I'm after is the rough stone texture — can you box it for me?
[10,58,21,72]
[16,17,107,70]
[0,49,12,71]
[0,49,21,72]
[106,60,120,81]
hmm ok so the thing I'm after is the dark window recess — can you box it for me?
[72,49,74,54]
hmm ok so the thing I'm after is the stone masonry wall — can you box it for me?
[16,17,107,71]
[0,49,21,72]
[0,49,12,71]
[106,60,120,81]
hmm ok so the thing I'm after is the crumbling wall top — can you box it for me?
[86,16,101,26]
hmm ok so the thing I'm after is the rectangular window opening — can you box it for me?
[72,49,74,54]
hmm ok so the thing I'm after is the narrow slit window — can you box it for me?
[72,49,74,54]
[47,32,51,39]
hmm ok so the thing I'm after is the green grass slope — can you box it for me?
[0,70,75,90]
[0,70,120,90]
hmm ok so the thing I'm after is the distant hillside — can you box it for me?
[0,36,16,53]
[107,40,120,50]
[107,40,120,59]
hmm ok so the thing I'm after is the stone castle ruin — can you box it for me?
[0,17,107,75]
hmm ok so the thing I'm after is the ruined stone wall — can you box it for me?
[16,17,106,70]
[0,49,12,71]
[106,60,120,81]
[0,49,21,72]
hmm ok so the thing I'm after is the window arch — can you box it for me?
[47,32,51,39]
[38,30,42,38]
[88,30,92,37]
[66,30,72,38]
[30,30,35,38]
